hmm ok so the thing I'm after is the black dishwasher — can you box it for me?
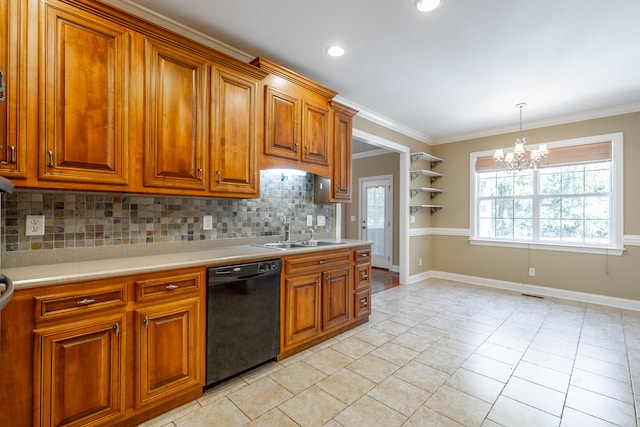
[206,259,281,387]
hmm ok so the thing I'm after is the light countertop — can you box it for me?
[3,239,370,290]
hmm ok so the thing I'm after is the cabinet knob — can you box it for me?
[77,298,95,306]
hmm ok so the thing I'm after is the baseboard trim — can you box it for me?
[408,270,640,311]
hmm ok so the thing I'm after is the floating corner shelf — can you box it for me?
[409,204,443,215]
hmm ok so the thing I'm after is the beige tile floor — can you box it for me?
[140,278,640,427]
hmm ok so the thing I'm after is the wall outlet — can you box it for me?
[317,215,325,226]
[307,215,313,226]
[350,215,356,222]
[26,215,45,236]
[528,267,536,277]
[418,258,423,266]
[202,215,213,230]
[411,215,416,224]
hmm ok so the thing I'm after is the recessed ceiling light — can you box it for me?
[326,45,345,57]
[415,0,441,12]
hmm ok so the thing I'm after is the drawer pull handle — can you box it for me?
[318,260,327,264]
[166,284,179,290]
[326,275,331,282]
[360,272,368,280]
[360,298,368,308]
[361,253,368,257]
[9,146,15,163]
[216,171,221,183]
[294,143,299,153]
[48,151,54,167]
[77,298,95,306]
[114,323,120,337]
[144,316,149,329]
[198,168,203,181]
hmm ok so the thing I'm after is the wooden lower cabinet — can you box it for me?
[135,299,200,408]
[34,315,127,427]
[280,245,371,359]
[24,267,205,427]
[283,273,321,347]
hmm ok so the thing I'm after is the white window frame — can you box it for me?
[469,132,624,256]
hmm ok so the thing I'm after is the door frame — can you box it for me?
[349,129,410,285]
[359,175,393,269]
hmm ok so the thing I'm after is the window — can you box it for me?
[470,133,623,255]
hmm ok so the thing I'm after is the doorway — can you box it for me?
[359,175,393,269]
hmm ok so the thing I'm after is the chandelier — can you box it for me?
[493,103,548,171]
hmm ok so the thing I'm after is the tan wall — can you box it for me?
[430,111,640,300]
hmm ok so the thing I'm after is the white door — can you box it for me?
[360,175,393,269]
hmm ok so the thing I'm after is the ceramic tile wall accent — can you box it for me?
[2,171,334,252]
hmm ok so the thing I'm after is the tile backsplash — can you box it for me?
[2,171,334,252]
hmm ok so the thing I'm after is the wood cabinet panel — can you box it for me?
[0,0,26,177]
[322,266,351,331]
[34,315,126,427]
[39,0,130,186]
[264,86,299,161]
[136,300,200,408]
[143,37,207,190]
[301,100,330,166]
[210,66,260,196]
[284,273,321,347]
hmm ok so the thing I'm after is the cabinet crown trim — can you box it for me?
[251,56,338,99]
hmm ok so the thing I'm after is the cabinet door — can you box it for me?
[283,273,321,348]
[322,266,351,331]
[136,299,200,408]
[331,106,354,201]
[301,100,330,166]
[39,1,130,186]
[0,0,26,177]
[34,316,126,427]
[264,86,300,161]
[143,37,208,191]
[210,66,260,197]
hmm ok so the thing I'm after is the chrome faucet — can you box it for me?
[282,214,292,242]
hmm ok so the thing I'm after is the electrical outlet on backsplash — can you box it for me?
[1,171,334,252]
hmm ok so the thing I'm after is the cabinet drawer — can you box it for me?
[354,262,371,291]
[35,282,127,322]
[354,289,371,320]
[135,271,201,303]
[354,247,371,265]
[284,250,350,276]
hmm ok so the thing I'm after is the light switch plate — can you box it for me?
[307,215,313,226]
[317,215,326,226]
[202,215,213,230]
[26,215,45,236]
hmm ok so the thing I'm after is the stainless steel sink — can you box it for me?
[252,240,345,250]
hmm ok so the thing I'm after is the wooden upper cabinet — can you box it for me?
[301,100,330,167]
[39,0,130,186]
[264,86,300,161]
[210,65,261,197]
[0,0,26,178]
[331,101,358,201]
[251,57,336,178]
[142,37,208,191]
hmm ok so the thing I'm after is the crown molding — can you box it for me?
[103,0,255,62]
[334,96,434,145]
[433,102,640,145]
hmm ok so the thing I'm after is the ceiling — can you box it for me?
[115,0,640,145]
